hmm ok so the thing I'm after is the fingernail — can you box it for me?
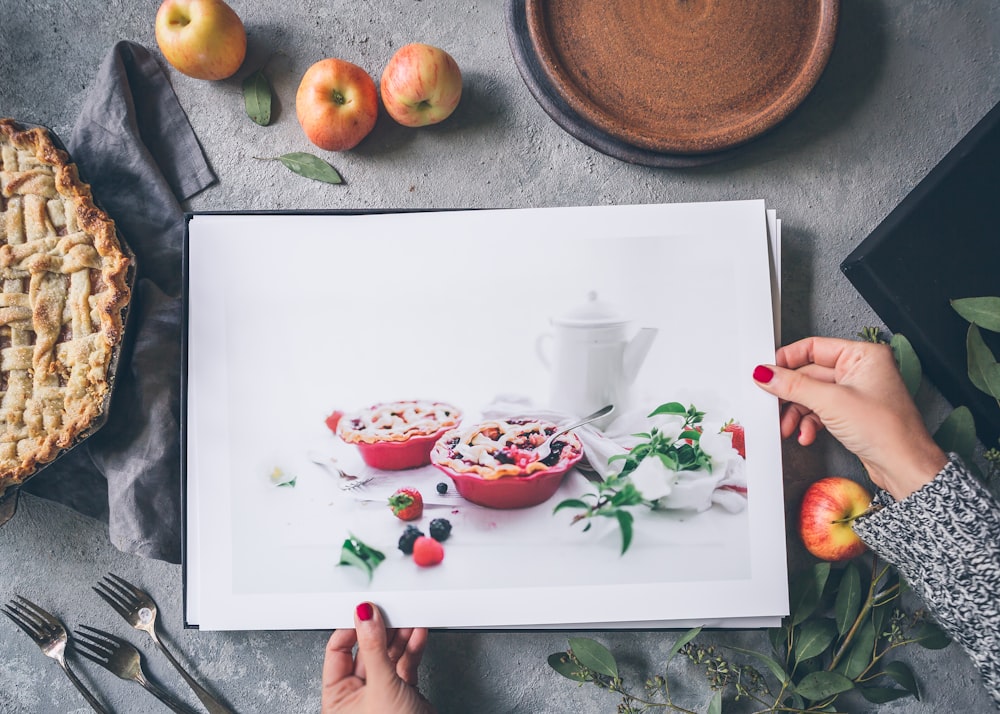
[356,602,374,621]
[753,365,774,383]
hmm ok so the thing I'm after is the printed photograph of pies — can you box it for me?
[336,400,462,470]
[0,119,131,498]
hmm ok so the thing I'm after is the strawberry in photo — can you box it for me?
[388,488,424,521]
[324,409,344,433]
[722,420,745,458]
[412,536,444,567]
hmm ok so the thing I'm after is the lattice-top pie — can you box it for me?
[337,400,462,444]
[430,419,584,480]
[0,119,131,495]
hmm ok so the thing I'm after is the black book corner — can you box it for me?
[842,101,1000,447]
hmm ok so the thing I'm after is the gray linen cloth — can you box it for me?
[21,41,215,563]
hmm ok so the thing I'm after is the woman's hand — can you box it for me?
[752,336,948,500]
[321,602,435,714]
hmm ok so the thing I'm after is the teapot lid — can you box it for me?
[552,291,628,327]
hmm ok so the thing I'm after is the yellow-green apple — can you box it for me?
[380,43,462,127]
[799,477,872,561]
[155,0,247,80]
[296,58,378,151]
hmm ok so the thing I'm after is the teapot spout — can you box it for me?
[623,328,658,384]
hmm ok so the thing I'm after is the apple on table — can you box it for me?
[798,476,873,561]
[155,0,246,80]
[296,58,379,152]
[381,43,462,127]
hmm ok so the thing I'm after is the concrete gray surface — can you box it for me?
[1,1,999,712]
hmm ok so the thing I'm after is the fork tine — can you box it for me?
[77,624,125,646]
[92,585,132,619]
[73,636,113,660]
[97,576,138,607]
[13,597,62,632]
[104,573,145,601]
[2,605,41,639]
[72,641,110,665]
[7,599,47,632]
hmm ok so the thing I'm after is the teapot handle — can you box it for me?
[535,333,553,370]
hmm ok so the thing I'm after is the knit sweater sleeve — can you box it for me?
[851,454,1000,708]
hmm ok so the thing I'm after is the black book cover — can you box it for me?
[841,102,1000,447]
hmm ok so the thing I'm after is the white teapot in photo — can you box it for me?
[537,292,658,429]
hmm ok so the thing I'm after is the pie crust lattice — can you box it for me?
[0,119,131,495]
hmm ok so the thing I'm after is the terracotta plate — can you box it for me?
[523,0,839,155]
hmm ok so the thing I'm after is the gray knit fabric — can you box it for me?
[853,455,1000,708]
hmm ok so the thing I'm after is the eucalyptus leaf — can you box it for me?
[890,333,922,397]
[707,689,723,714]
[768,625,787,658]
[567,638,618,679]
[794,670,854,701]
[883,660,920,698]
[859,686,912,703]
[242,69,272,126]
[667,626,702,663]
[952,296,1000,332]
[834,563,862,636]
[838,619,876,680]
[547,652,589,681]
[913,621,951,649]
[728,646,791,687]
[966,324,1000,399]
[793,619,838,664]
[258,153,344,185]
[789,562,831,626]
[933,406,977,463]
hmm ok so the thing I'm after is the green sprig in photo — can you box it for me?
[553,402,720,555]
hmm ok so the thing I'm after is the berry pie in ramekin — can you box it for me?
[430,418,584,508]
[336,400,462,470]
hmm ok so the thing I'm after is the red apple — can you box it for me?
[296,58,378,152]
[799,477,872,561]
[380,43,462,127]
[155,0,247,80]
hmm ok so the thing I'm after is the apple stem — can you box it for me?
[331,89,346,105]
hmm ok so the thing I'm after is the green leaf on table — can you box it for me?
[242,69,272,126]
[913,620,951,649]
[667,626,702,663]
[256,153,344,185]
[794,619,838,664]
[838,619,876,680]
[952,296,1000,332]
[789,562,831,626]
[795,670,854,701]
[768,625,788,658]
[966,324,1000,399]
[834,562,862,636]
[547,652,589,681]
[567,637,618,679]
[890,333,922,397]
[707,689,723,714]
[933,406,977,462]
[728,646,791,686]
[337,534,385,583]
[553,498,589,513]
[648,402,687,417]
[859,686,912,703]
[883,660,920,699]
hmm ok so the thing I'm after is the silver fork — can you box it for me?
[307,451,374,490]
[93,573,234,714]
[1,597,109,714]
[74,625,199,714]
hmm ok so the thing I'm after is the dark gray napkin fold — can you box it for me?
[22,41,215,563]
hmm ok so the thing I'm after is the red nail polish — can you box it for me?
[753,365,774,383]
[356,602,374,621]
